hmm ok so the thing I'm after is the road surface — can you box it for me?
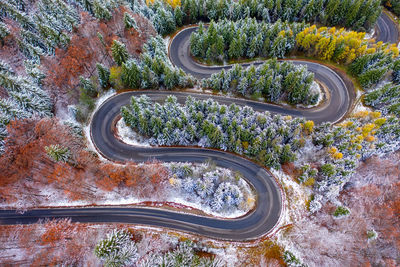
[376,12,399,44]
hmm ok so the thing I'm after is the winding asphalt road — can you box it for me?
[0,13,396,241]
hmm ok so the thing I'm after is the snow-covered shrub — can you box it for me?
[367,229,378,240]
[298,164,318,184]
[333,206,350,218]
[212,182,243,211]
[309,194,322,213]
[283,250,307,267]
[94,230,138,267]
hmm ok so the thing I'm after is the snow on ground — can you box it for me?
[296,81,323,108]
[164,36,170,53]
[364,28,375,40]
[351,98,373,115]
[168,195,247,219]
[270,168,309,229]
[268,168,311,265]
[222,246,239,267]
[116,118,151,147]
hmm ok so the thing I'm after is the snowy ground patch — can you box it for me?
[164,36,170,53]
[116,118,151,147]
[364,28,375,40]
[270,168,310,228]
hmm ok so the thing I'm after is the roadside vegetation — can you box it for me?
[121,95,306,169]
[364,83,400,116]
[95,230,223,266]
[190,19,305,62]
[110,36,194,91]
[139,0,382,36]
[382,0,400,17]
[202,59,318,106]
[0,220,227,266]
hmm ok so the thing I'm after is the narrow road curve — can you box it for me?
[375,12,399,44]
[5,16,393,240]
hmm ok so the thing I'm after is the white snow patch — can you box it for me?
[351,100,372,115]
[116,118,151,147]
[164,36,170,53]
[168,195,248,219]
[223,246,239,267]
[1,248,27,263]
[364,28,375,40]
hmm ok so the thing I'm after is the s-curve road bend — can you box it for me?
[376,12,400,44]
[0,91,282,241]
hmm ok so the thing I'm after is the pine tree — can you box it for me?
[96,63,110,88]
[141,65,158,89]
[174,6,183,27]
[0,22,9,44]
[94,230,138,267]
[121,59,142,88]
[123,12,137,29]
[45,144,71,163]
[80,76,97,97]
[164,67,178,89]
[111,40,129,66]
[228,39,241,59]
[247,38,257,58]
[93,0,112,20]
